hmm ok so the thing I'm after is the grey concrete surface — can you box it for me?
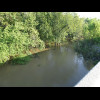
[75,62,100,87]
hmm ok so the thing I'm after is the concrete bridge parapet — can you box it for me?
[75,62,100,87]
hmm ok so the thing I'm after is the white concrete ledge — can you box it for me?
[75,62,100,87]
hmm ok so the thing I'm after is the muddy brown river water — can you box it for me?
[0,45,94,87]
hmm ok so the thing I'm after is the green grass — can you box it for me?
[11,55,31,65]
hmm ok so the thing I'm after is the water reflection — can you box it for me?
[0,45,94,87]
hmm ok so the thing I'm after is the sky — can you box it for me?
[76,12,100,19]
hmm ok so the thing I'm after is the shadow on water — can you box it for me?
[0,45,95,87]
[0,51,41,66]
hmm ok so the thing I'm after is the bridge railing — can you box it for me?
[75,62,100,87]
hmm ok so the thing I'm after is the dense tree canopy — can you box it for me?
[0,12,45,64]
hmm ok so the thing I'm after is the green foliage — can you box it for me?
[11,54,31,65]
[0,12,45,64]
[73,39,100,65]
[36,12,69,44]
[83,18,100,39]
[72,17,100,65]
[63,13,84,41]
[36,12,53,42]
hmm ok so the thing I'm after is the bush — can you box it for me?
[11,54,31,65]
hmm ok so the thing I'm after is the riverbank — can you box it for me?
[0,47,51,66]
[10,47,51,65]
[0,42,69,66]
[73,39,100,65]
[29,48,50,54]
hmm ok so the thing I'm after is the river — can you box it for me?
[0,45,94,87]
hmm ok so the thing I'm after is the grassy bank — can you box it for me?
[10,48,50,65]
[0,47,50,66]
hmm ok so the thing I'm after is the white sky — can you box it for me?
[76,12,100,19]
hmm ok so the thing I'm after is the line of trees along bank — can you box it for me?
[0,12,100,65]
[36,12,84,45]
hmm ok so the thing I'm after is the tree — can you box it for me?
[36,12,69,45]
[0,12,45,64]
